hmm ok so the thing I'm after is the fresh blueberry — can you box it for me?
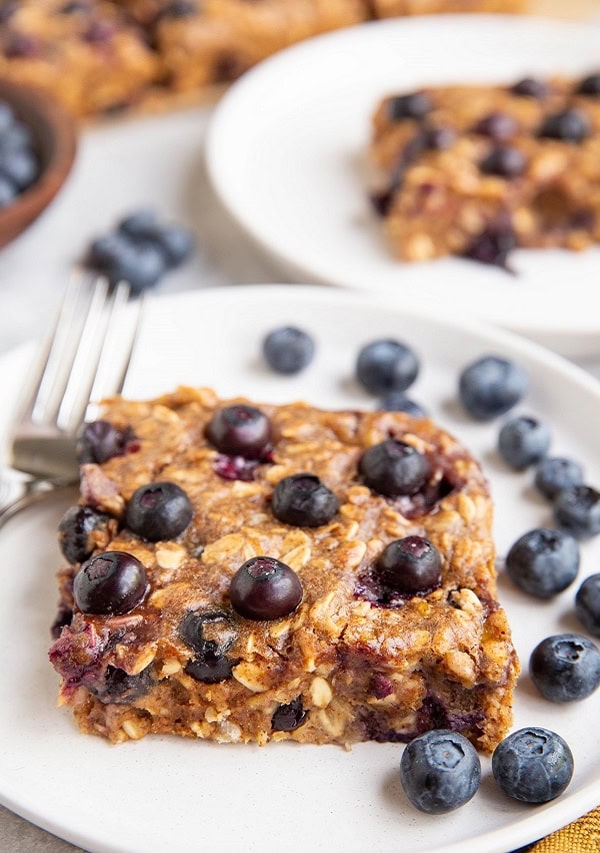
[511,77,549,99]
[575,575,600,637]
[399,729,481,814]
[480,146,527,178]
[356,339,419,396]
[492,727,573,804]
[77,419,132,464]
[0,103,14,133]
[376,536,442,596]
[0,121,33,151]
[118,209,157,238]
[180,610,237,683]
[272,473,338,528]
[554,485,600,540]
[530,632,600,702]
[359,439,430,497]
[126,482,193,541]
[388,92,431,121]
[0,145,38,190]
[422,126,456,150]
[0,173,17,208]
[205,404,271,459]
[376,393,427,417]
[534,456,584,499]
[272,697,308,732]
[58,505,111,564]
[474,112,518,140]
[118,210,194,268]
[153,224,194,267]
[463,224,516,268]
[73,550,147,615]
[83,20,116,44]
[262,326,315,375]
[505,528,579,598]
[577,74,600,96]
[539,109,591,142]
[88,231,163,291]
[458,355,527,420]
[497,415,551,470]
[229,556,303,621]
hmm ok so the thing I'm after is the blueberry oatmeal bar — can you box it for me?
[0,1,525,119]
[369,72,600,265]
[0,1,158,118]
[49,387,518,751]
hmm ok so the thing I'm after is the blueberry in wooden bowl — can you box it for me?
[0,77,77,248]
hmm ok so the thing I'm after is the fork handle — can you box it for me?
[0,479,72,531]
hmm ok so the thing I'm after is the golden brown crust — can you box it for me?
[49,387,518,751]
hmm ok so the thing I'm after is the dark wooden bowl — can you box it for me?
[0,78,77,248]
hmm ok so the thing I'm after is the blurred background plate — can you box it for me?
[206,16,600,359]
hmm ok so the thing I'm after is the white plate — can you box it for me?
[206,16,600,358]
[1,285,600,853]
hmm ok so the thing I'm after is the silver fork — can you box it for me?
[0,274,144,529]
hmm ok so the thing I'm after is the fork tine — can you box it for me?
[55,276,112,432]
[26,273,83,425]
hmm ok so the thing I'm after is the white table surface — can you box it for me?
[0,103,599,852]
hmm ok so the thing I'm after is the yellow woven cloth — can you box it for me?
[528,806,600,852]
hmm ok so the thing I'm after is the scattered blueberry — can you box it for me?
[534,456,584,500]
[73,550,147,615]
[77,419,133,464]
[458,355,527,420]
[205,404,271,459]
[530,632,600,702]
[474,112,518,140]
[356,339,419,396]
[87,233,166,293]
[554,485,600,540]
[126,481,193,541]
[58,505,111,564]
[86,209,194,291]
[463,224,517,269]
[376,392,427,417]
[180,610,237,683]
[480,146,527,178]
[399,729,481,814]
[0,146,38,190]
[271,697,308,732]
[359,439,430,497]
[0,99,40,206]
[575,575,600,637]
[497,415,551,470]
[511,77,549,99]
[422,126,456,151]
[492,727,573,804]
[388,92,431,121]
[577,74,600,96]
[539,109,591,143]
[376,536,442,596]
[262,326,315,375]
[229,556,302,620]
[0,173,17,208]
[271,473,338,528]
[505,528,579,598]
[117,209,194,268]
